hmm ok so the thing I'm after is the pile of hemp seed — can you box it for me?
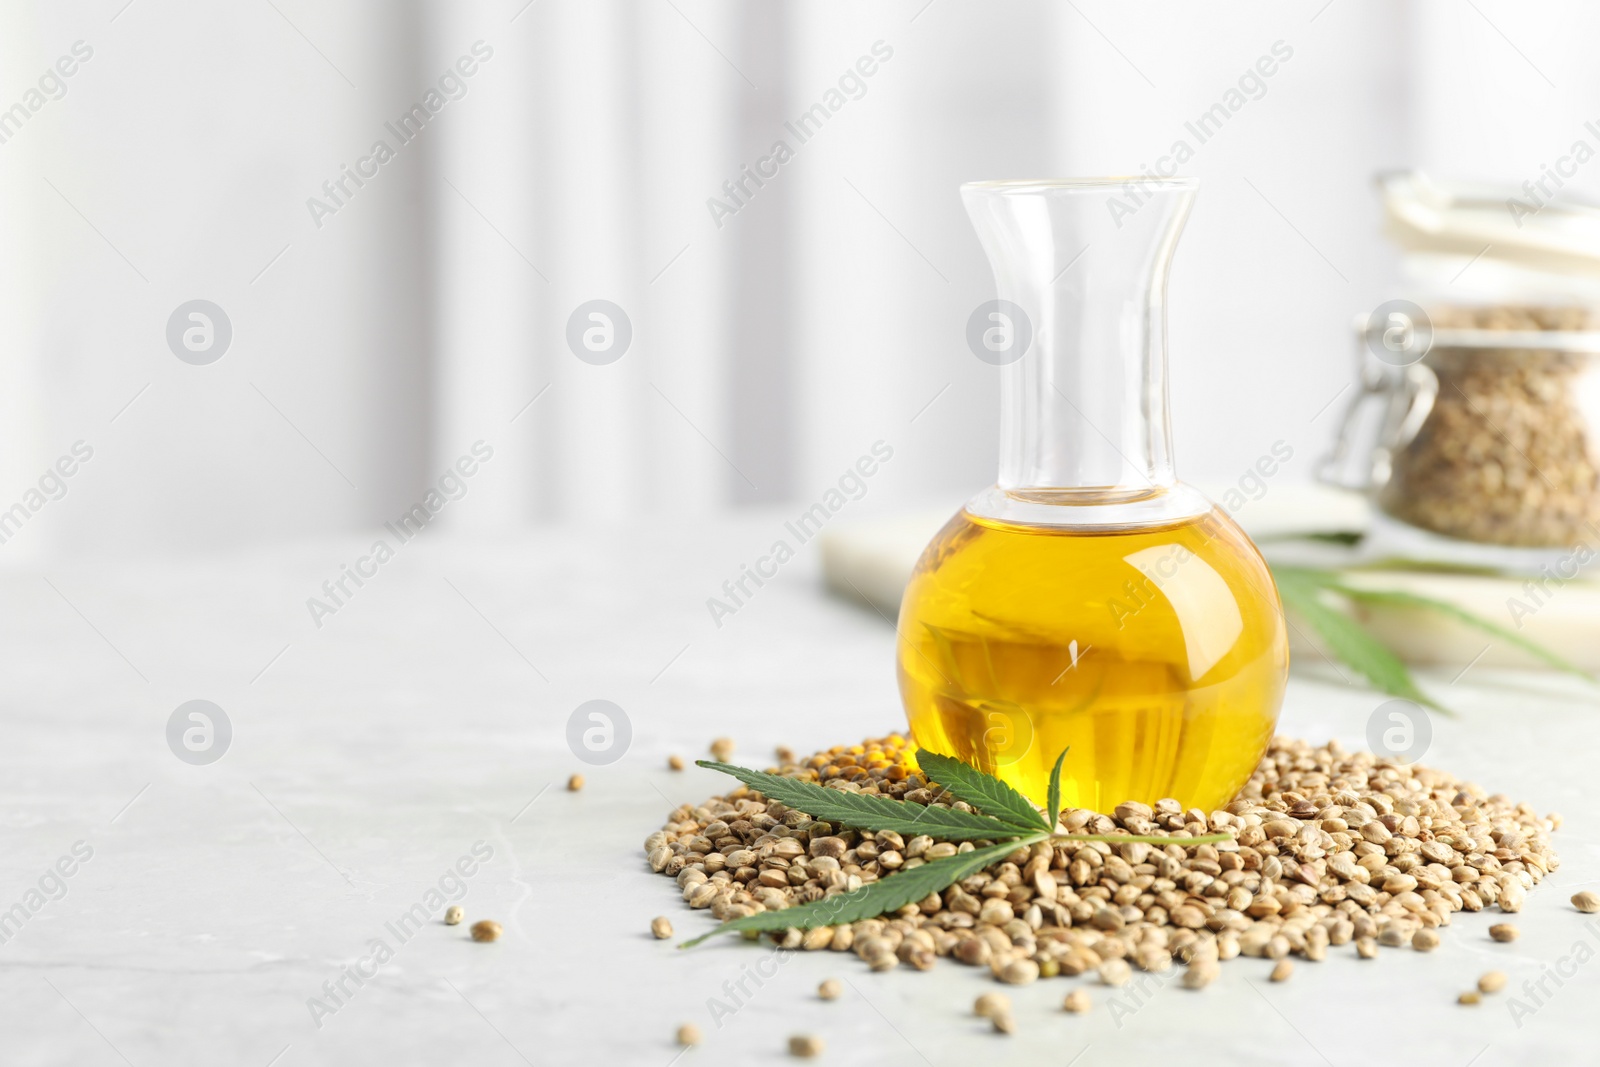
[646,733,1566,999]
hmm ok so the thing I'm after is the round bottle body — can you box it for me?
[897,503,1288,814]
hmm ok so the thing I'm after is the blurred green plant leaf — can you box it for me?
[1274,564,1594,696]
[1274,567,1449,713]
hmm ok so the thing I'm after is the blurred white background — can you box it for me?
[1,0,1594,557]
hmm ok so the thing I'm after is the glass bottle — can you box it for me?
[897,178,1288,814]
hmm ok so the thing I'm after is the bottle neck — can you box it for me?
[964,180,1194,519]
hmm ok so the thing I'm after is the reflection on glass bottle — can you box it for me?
[898,179,1288,814]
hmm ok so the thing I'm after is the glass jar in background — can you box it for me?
[1377,307,1600,548]
[1321,173,1600,565]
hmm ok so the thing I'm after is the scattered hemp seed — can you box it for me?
[1479,971,1508,994]
[1412,929,1441,952]
[1573,890,1600,914]
[651,916,674,940]
[818,979,842,1001]
[1270,959,1294,982]
[668,755,685,771]
[1181,960,1220,990]
[470,920,502,943]
[788,1034,824,1058]
[776,745,796,765]
[1356,938,1379,960]
[974,992,1010,1018]
[1459,991,1482,1006]
[567,774,584,792]
[992,1012,1016,1035]
[443,906,464,926]
[1062,989,1091,1014]
[1490,924,1520,943]
[710,737,735,761]
[677,1023,702,1047]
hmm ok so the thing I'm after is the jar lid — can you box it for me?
[1380,170,1600,278]
[1427,327,1600,352]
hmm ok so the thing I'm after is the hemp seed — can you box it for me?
[1412,929,1441,952]
[1181,960,1220,990]
[1062,988,1091,1014]
[1270,959,1293,982]
[668,755,685,771]
[1489,923,1520,943]
[677,1023,702,1046]
[470,920,502,943]
[802,928,834,952]
[567,774,584,792]
[992,1012,1016,1035]
[955,938,992,966]
[1097,958,1132,987]
[1479,970,1508,994]
[444,906,464,926]
[974,992,1011,1018]
[1573,890,1600,913]
[710,737,735,761]
[818,979,842,1001]
[788,1034,824,1058]
[999,959,1040,985]
[651,916,673,939]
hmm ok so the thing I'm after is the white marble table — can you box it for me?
[2,515,1597,1066]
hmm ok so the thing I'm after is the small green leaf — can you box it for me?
[1046,748,1067,830]
[695,761,1029,841]
[1277,570,1448,714]
[912,750,1050,831]
[680,837,1040,948]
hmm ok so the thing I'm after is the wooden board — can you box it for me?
[819,484,1600,671]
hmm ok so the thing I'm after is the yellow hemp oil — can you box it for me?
[898,507,1287,814]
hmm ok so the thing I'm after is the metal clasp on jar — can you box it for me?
[1317,310,1438,493]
